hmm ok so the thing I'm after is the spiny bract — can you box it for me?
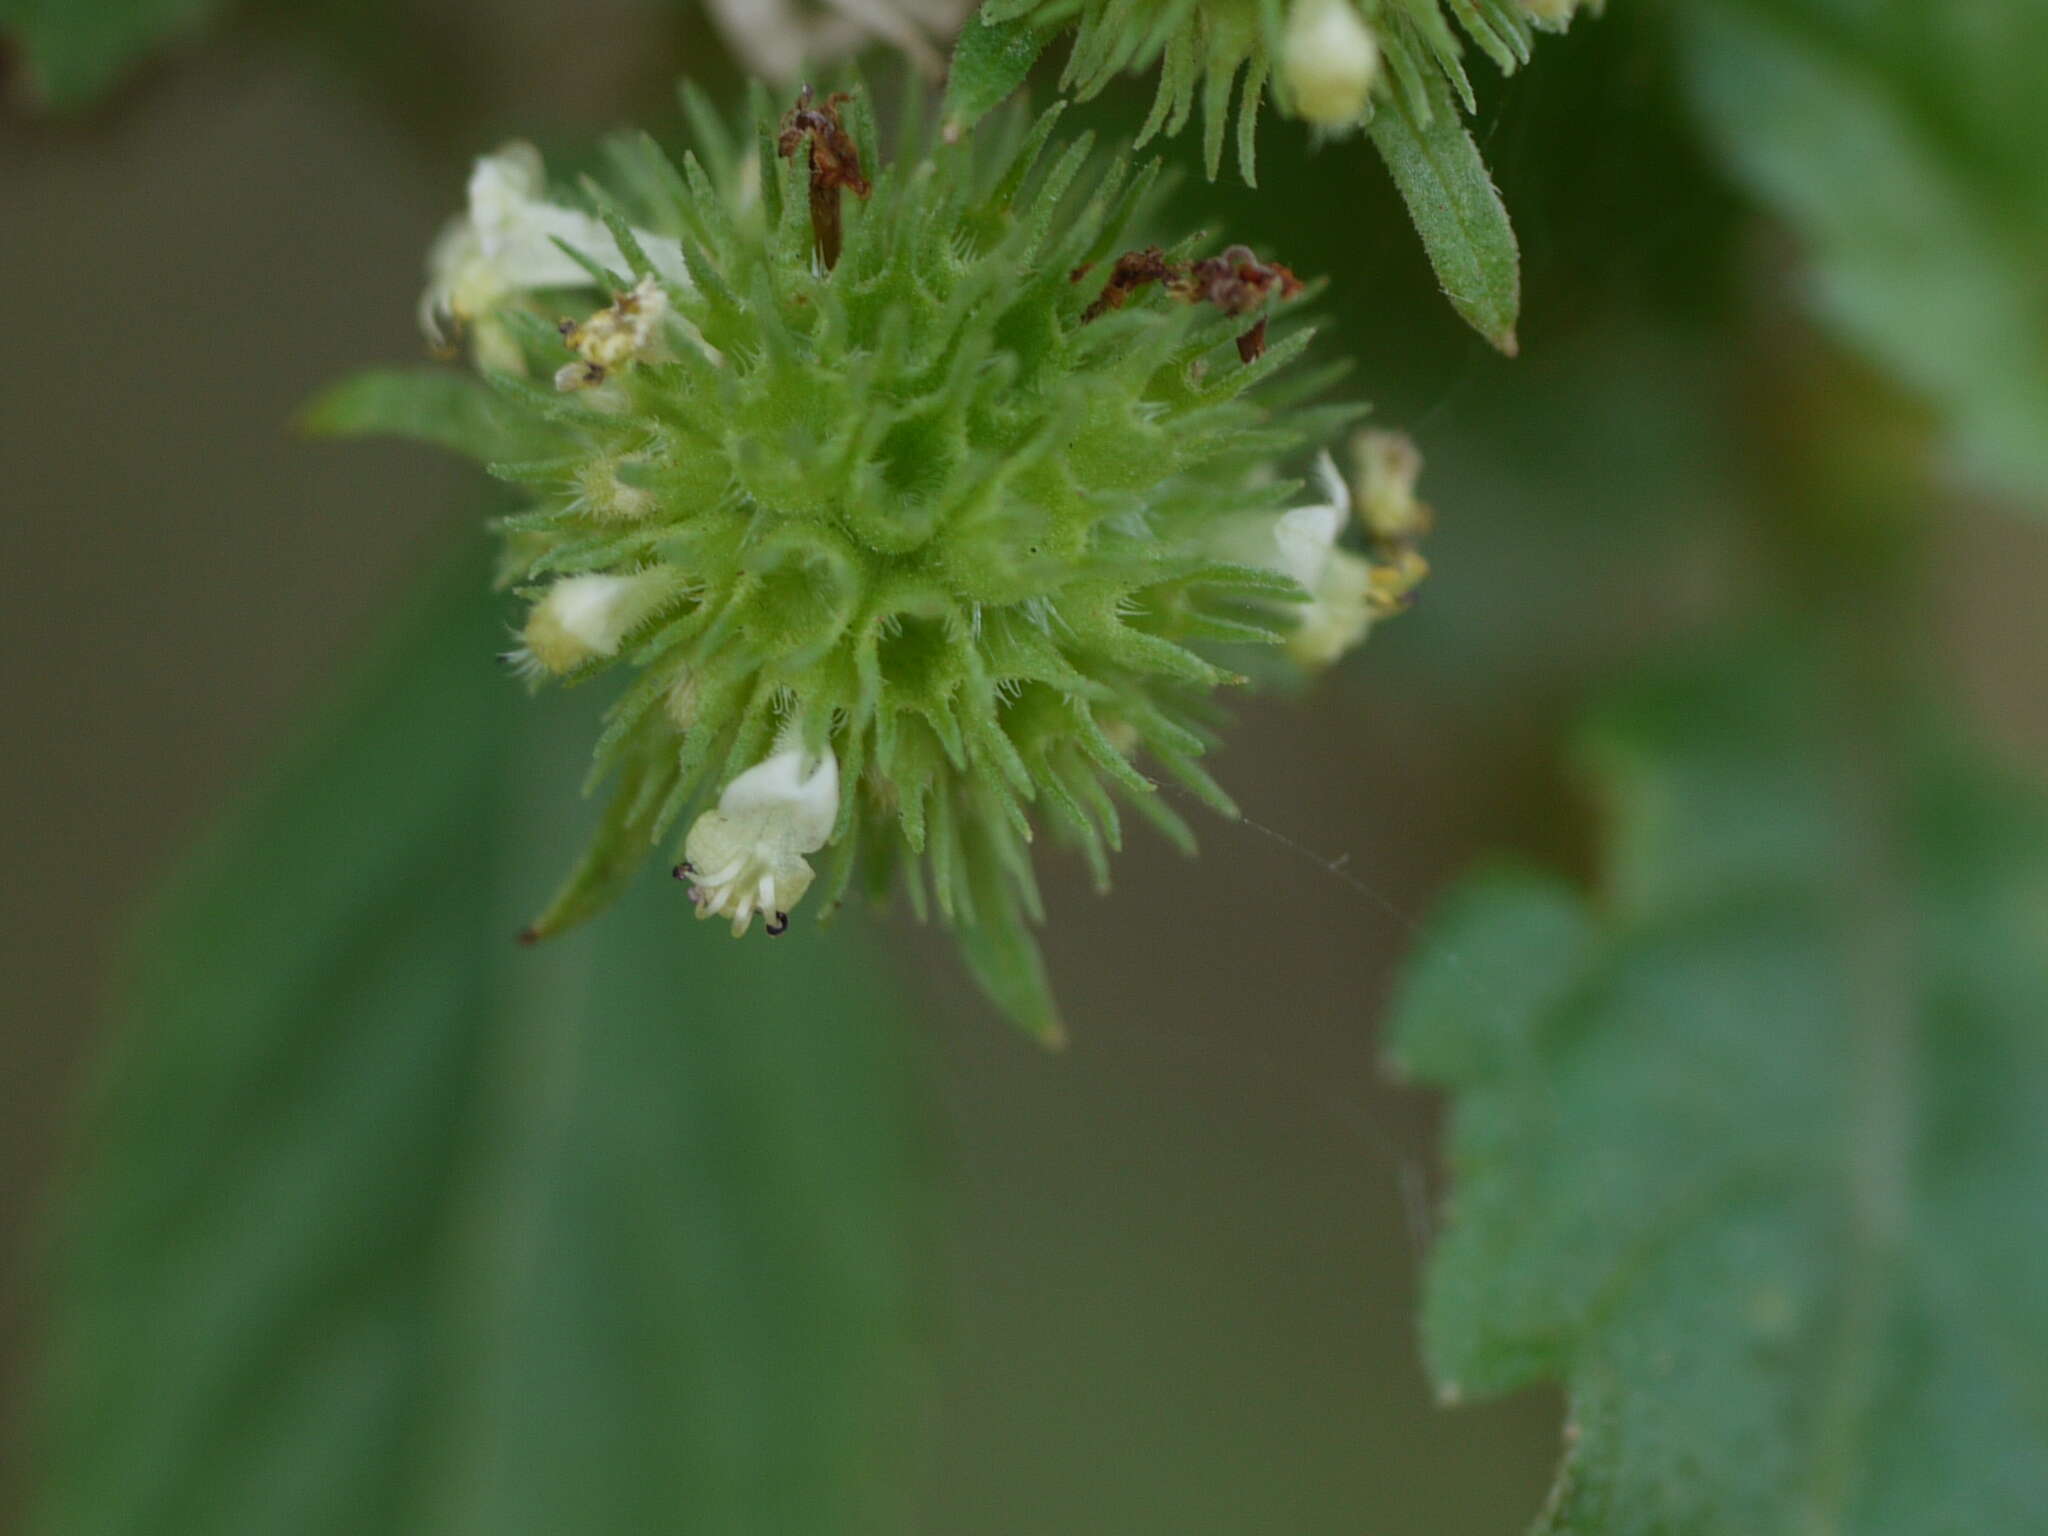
[318,85,1428,1039]
[985,0,1596,179]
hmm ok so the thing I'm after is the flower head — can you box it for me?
[324,93,1427,1037]
[679,743,840,936]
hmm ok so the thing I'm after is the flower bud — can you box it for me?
[572,456,658,520]
[1352,428,1432,544]
[1284,0,1380,128]
[519,569,677,676]
[680,745,840,936]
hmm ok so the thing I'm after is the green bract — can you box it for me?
[312,86,1400,1039]
[944,0,1599,350]
[957,0,1592,181]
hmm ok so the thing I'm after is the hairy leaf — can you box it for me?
[1,0,230,108]
[1684,0,2048,505]
[32,551,930,1536]
[300,369,543,463]
[1390,642,2048,1533]
[942,6,1051,140]
[1369,71,1522,355]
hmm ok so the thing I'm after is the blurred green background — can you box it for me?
[5,1,2046,1531]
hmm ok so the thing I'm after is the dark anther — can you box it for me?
[672,861,695,879]
[515,926,540,946]
[777,86,871,272]
[766,912,790,936]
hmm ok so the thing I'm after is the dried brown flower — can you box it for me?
[1077,242,1303,361]
[777,87,872,270]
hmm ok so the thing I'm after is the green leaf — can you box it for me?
[1389,640,2048,1533]
[31,549,930,1536]
[1368,72,1522,355]
[1,0,229,109]
[941,6,1052,140]
[1683,0,2048,506]
[299,369,544,463]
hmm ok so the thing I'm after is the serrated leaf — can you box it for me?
[31,550,929,1536]
[941,7,1053,140]
[299,368,547,462]
[1683,0,2048,506]
[1,0,229,108]
[1368,71,1521,355]
[1389,641,2048,1534]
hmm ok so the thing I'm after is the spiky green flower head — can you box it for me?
[964,0,1598,181]
[313,85,1433,1039]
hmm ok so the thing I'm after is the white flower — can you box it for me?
[679,744,841,936]
[701,0,971,83]
[515,568,678,677]
[1290,549,1375,665]
[1213,452,1375,668]
[420,144,688,373]
[1283,0,1380,128]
